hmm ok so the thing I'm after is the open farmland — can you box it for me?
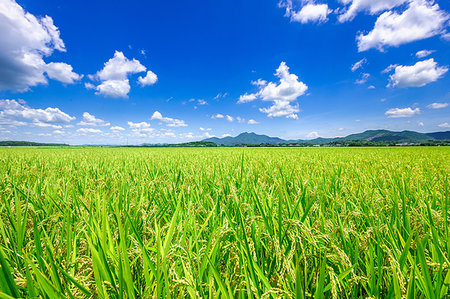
[0,147,448,298]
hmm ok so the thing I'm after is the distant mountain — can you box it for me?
[202,130,450,145]
[204,132,286,145]
[426,131,450,140]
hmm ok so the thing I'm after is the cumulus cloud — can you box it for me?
[45,62,82,84]
[137,70,158,86]
[238,62,307,119]
[88,51,156,98]
[338,0,408,22]
[248,119,260,125]
[416,49,435,58]
[77,128,102,134]
[77,112,110,126]
[199,127,212,131]
[110,126,125,132]
[0,0,81,91]
[127,121,151,129]
[385,107,420,118]
[150,111,187,127]
[211,114,224,119]
[306,131,320,139]
[438,122,450,128]
[0,99,75,127]
[225,115,234,122]
[357,1,449,52]
[387,59,448,88]
[427,102,448,109]
[280,1,331,24]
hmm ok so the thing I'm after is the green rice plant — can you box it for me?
[0,147,448,298]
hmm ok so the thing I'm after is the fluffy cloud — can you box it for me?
[385,107,420,118]
[77,112,110,126]
[225,115,234,122]
[351,58,367,72]
[150,111,187,127]
[137,70,158,86]
[0,0,80,91]
[280,1,331,24]
[248,119,260,125]
[0,99,75,126]
[427,102,448,109]
[306,131,320,138]
[438,122,450,128]
[357,1,449,52]
[211,114,224,119]
[110,126,125,132]
[387,59,448,88]
[238,62,307,119]
[416,49,435,58]
[77,128,102,134]
[338,0,408,22]
[45,62,82,84]
[259,100,299,119]
[88,51,156,98]
[127,121,151,129]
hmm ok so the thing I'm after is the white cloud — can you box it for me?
[338,0,408,22]
[306,131,320,139]
[385,107,420,118]
[0,0,80,91]
[387,59,448,88]
[77,128,102,134]
[150,111,187,127]
[248,119,259,125]
[355,73,370,84]
[213,92,228,100]
[137,70,158,86]
[238,93,257,103]
[260,100,299,119]
[95,79,130,98]
[239,62,307,119]
[197,99,208,105]
[88,51,156,98]
[77,112,110,126]
[212,114,224,119]
[351,58,367,72]
[225,115,234,122]
[438,122,450,128]
[280,1,331,24]
[45,62,82,84]
[53,130,64,134]
[416,49,435,58]
[110,126,125,132]
[427,102,448,109]
[418,122,424,126]
[291,3,331,24]
[357,1,449,52]
[236,116,245,123]
[127,121,151,129]
[221,133,232,138]
[95,51,146,81]
[200,127,212,131]
[0,99,75,126]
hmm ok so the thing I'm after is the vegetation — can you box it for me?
[0,141,68,147]
[0,147,448,298]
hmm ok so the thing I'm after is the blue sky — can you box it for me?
[0,0,449,144]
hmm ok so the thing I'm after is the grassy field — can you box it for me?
[0,147,448,298]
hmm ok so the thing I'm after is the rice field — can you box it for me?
[0,147,448,298]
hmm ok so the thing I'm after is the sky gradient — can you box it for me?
[0,0,449,144]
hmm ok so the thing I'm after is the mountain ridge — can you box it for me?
[202,130,450,145]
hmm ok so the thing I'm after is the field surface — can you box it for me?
[0,147,448,298]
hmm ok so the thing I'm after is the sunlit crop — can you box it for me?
[0,147,448,298]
